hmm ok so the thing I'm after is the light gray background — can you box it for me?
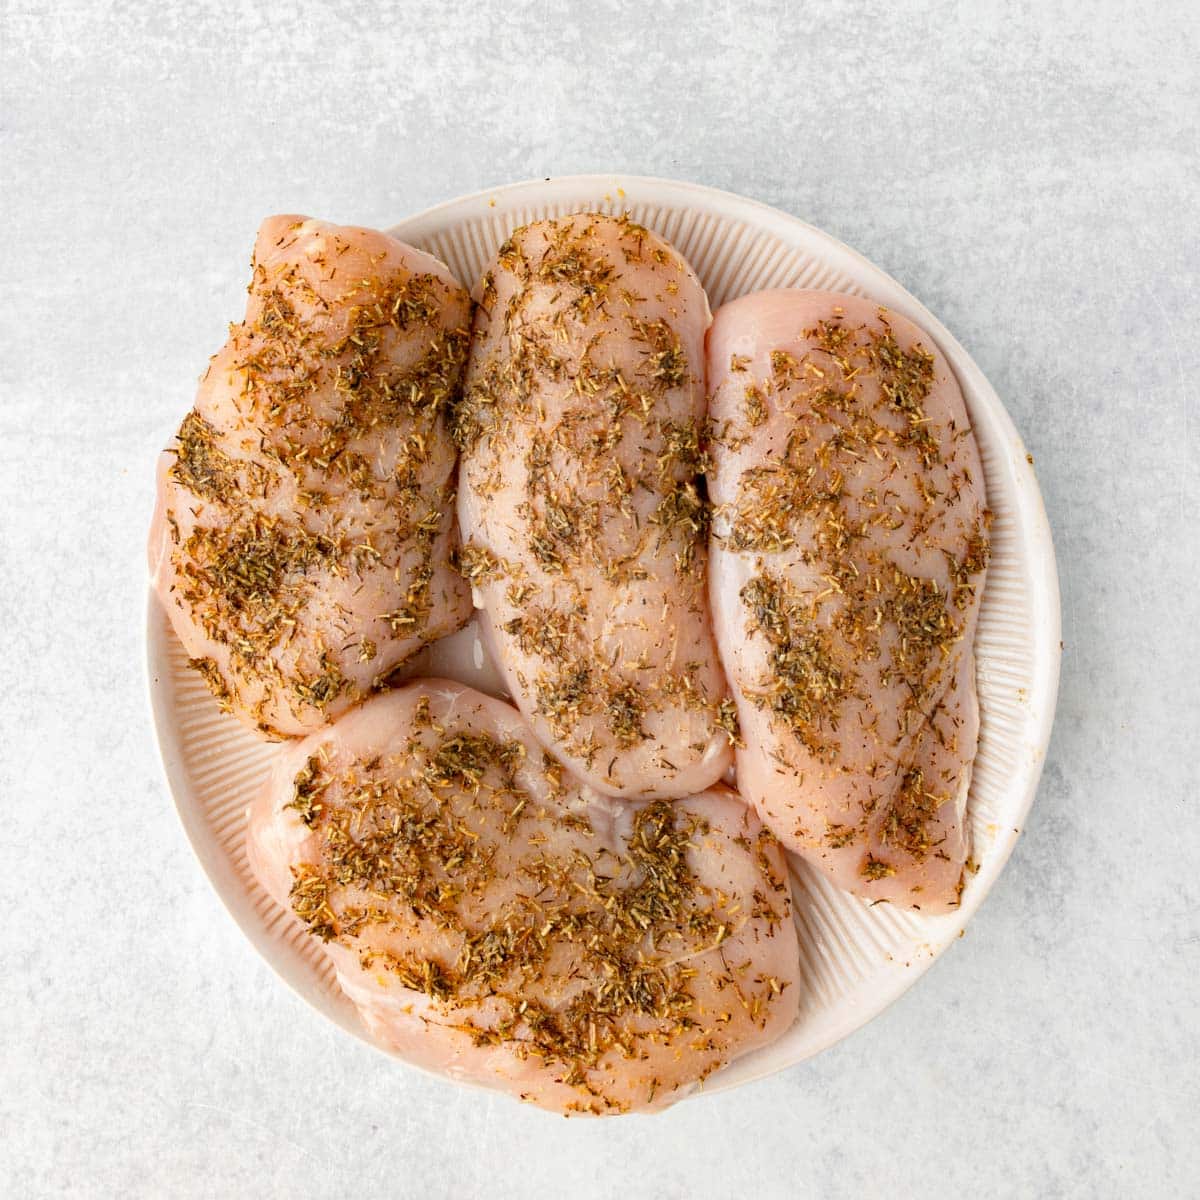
[2,1,1197,1197]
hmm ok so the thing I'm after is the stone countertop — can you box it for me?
[2,2,1196,1196]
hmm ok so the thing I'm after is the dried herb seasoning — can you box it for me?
[285,713,788,1113]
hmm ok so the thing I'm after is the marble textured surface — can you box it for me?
[2,1,1197,1196]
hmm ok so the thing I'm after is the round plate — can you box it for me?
[146,175,1061,1099]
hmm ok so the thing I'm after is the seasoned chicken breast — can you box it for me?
[707,291,989,911]
[456,213,732,798]
[149,217,473,736]
[247,681,799,1115]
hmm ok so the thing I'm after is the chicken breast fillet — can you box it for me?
[455,213,732,798]
[150,216,473,736]
[707,291,989,911]
[247,681,799,1115]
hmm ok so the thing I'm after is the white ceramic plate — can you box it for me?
[146,175,1061,1099]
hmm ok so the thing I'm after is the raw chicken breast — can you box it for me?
[247,681,799,1115]
[149,217,473,736]
[707,291,989,911]
[456,213,732,798]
